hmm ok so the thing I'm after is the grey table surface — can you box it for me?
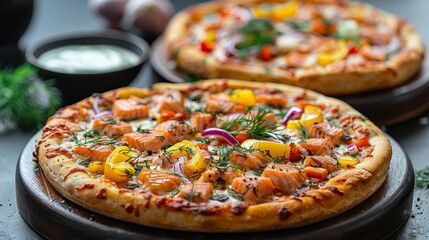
[1,0,428,239]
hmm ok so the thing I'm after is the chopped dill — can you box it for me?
[136,126,151,134]
[221,106,289,141]
[298,124,308,141]
[184,184,202,201]
[227,186,244,201]
[77,159,91,168]
[415,167,429,188]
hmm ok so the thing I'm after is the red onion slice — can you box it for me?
[348,143,358,155]
[281,107,303,125]
[172,156,190,182]
[201,128,240,145]
[92,95,101,114]
[92,111,113,120]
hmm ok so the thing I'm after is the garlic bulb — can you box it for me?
[88,0,128,29]
[122,0,174,34]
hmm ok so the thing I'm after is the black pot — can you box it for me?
[0,0,34,45]
[0,0,34,68]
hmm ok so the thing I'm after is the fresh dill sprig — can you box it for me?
[0,64,61,131]
[221,106,289,141]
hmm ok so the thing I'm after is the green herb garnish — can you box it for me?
[415,167,429,188]
[221,106,289,141]
[235,19,279,58]
[0,64,61,131]
[183,74,199,83]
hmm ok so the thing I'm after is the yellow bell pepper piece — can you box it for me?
[252,6,270,18]
[204,30,216,42]
[272,2,298,21]
[228,89,256,107]
[317,40,348,66]
[300,105,324,129]
[241,139,291,159]
[338,156,360,167]
[88,161,104,174]
[286,119,302,130]
[167,140,206,172]
[104,146,136,183]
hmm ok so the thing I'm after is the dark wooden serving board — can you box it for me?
[150,37,429,127]
[16,134,413,240]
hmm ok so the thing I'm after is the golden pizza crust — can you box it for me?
[36,79,392,231]
[164,0,425,95]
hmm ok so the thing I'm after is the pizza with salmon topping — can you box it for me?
[164,0,424,95]
[36,79,392,231]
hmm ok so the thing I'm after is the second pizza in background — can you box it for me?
[164,0,425,95]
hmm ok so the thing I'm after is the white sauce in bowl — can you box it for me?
[38,44,140,74]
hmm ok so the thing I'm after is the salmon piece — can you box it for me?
[205,93,246,113]
[303,166,328,180]
[73,145,114,162]
[294,100,327,110]
[199,167,243,185]
[254,93,288,108]
[112,98,149,120]
[297,38,326,53]
[248,109,278,127]
[123,132,170,153]
[137,169,182,194]
[92,118,133,136]
[284,52,306,68]
[229,149,272,170]
[303,155,340,173]
[176,182,213,203]
[359,45,387,61]
[154,120,195,144]
[156,90,186,113]
[151,153,175,169]
[360,26,393,45]
[262,163,307,194]
[308,122,345,145]
[300,138,333,155]
[190,112,217,133]
[231,177,274,203]
[125,120,195,153]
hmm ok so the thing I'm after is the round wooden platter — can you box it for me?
[16,134,413,240]
[150,36,429,127]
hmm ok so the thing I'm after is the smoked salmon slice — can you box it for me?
[254,93,288,108]
[73,145,114,162]
[124,120,195,153]
[151,153,175,169]
[123,132,169,153]
[300,138,333,155]
[231,177,274,203]
[229,149,272,170]
[303,155,340,173]
[262,163,307,194]
[190,112,217,133]
[177,182,213,203]
[154,120,195,144]
[308,122,345,145]
[92,118,133,136]
[112,97,149,120]
[205,93,246,113]
[137,169,182,194]
[155,90,186,113]
[248,108,278,127]
[199,167,243,185]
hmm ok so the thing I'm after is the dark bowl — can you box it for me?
[25,30,150,105]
